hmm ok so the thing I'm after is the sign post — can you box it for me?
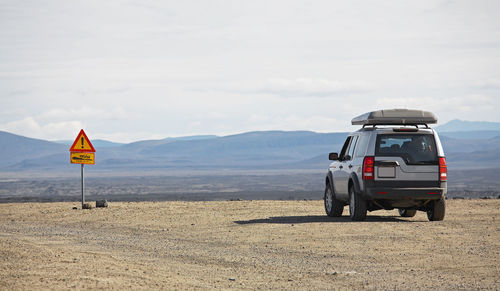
[81,164,84,208]
[69,129,96,209]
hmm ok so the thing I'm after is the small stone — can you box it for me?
[82,203,93,209]
[72,207,77,210]
[229,278,236,281]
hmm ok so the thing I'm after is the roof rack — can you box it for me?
[351,109,437,127]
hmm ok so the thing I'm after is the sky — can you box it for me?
[1,0,499,142]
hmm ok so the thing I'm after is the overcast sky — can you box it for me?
[1,0,499,142]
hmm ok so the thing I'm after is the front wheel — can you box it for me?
[398,209,417,217]
[324,183,343,217]
[349,186,367,221]
[427,198,445,221]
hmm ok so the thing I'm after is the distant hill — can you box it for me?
[54,139,124,148]
[142,131,347,167]
[438,135,500,153]
[436,119,500,132]
[1,130,348,171]
[438,131,500,140]
[122,135,217,152]
[446,147,500,169]
[0,131,66,168]
[1,127,499,171]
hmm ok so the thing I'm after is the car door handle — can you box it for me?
[339,165,343,169]
[348,164,353,169]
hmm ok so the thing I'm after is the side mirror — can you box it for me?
[329,152,339,160]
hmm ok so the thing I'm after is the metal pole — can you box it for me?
[81,164,85,209]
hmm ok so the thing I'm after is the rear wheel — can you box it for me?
[349,186,367,221]
[398,209,417,217]
[324,183,343,217]
[427,198,445,221]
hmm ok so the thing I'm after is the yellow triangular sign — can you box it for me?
[69,129,96,152]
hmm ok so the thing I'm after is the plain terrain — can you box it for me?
[0,200,498,290]
[1,169,499,203]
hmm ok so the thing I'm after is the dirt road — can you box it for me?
[0,200,498,290]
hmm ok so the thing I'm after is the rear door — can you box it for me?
[374,133,439,186]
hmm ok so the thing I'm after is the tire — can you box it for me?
[324,183,343,217]
[427,198,445,221]
[398,209,417,217]
[349,186,367,221]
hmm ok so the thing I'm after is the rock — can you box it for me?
[82,203,93,209]
[96,199,108,208]
[229,278,236,281]
[72,207,78,210]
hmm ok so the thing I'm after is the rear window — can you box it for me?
[375,134,438,165]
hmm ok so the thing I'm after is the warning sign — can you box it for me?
[69,129,96,152]
[70,152,95,164]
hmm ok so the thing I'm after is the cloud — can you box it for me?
[221,78,370,98]
[38,106,129,123]
[263,78,370,97]
[0,117,83,140]
[1,1,499,142]
[377,94,495,119]
[472,79,500,89]
[259,78,369,98]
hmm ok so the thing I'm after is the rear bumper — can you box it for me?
[364,187,445,200]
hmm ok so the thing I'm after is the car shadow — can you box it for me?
[234,215,415,225]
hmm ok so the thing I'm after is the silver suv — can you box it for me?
[324,109,447,221]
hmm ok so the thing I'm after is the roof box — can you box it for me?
[351,109,437,126]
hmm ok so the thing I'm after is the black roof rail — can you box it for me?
[362,123,429,129]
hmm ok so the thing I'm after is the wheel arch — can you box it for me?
[326,172,334,190]
[348,172,362,194]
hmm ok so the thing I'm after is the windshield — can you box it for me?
[375,134,438,165]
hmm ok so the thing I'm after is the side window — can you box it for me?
[339,136,352,160]
[347,136,358,159]
[354,134,369,157]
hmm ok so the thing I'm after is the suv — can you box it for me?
[324,109,447,221]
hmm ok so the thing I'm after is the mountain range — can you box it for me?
[1,119,499,172]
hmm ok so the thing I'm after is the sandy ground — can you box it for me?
[0,199,498,290]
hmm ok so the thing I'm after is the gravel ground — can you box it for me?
[0,200,499,290]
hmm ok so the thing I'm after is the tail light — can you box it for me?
[363,156,374,180]
[439,157,447,181]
